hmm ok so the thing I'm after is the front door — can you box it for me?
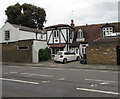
[117,46,120,65]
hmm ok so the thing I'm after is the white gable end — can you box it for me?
[0,22,19,43]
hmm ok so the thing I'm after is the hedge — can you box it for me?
[38,47,51,61]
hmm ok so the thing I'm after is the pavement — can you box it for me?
[1,60,119,71]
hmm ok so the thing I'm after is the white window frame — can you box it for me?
[102,27,113,37]
[77,29,83,38]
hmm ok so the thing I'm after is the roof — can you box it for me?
[89,37,120,46]
[49,44,65,48]
[101,23,114,28]
[45,24,75,30]
[75,22,120,42]
[12,24,44,34]
[69,41,88,47]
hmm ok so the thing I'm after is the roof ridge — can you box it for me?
[10,23,44,33]
[75,22,120,27]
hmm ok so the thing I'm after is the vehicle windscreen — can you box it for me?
[57,52,62,55]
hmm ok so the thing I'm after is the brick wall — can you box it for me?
[2,40,33,63]
[87,45,117,65]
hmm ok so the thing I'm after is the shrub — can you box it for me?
[39,47,51,61]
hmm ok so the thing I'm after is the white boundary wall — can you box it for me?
[32,40,48,63]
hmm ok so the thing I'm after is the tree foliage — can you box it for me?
[5,3,46,29]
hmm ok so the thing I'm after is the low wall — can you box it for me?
[87,45,117,65]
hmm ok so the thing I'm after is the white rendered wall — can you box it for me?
[19,31,46,41]
[32,40,48,63]
[0,22,46,43]
[19,30,36,40]
[0,22,19,43]
[37,34,46,40]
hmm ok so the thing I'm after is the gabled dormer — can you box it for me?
[101,23,114,37]
[76,29,85,42]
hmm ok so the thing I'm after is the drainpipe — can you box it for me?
[36,32,37,40]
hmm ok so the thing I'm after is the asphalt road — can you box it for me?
[1,62,119,98]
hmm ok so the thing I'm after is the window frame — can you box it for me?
[102,27,113,37]
[17,46,29,50]
[53,30,59,38]
[77,29,84,38]
[5,30,10,40]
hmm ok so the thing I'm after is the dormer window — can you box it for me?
[77,29,84,38]
[76,29,85,42]
[101,23,114,37]
[102,27,113,37]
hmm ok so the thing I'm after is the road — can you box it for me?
[1,62,119,97]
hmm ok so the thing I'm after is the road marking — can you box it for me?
[85,79,118,83]
[58,78,65,81]
[100,82,109,85]
[0,78,39,85]
[20,73,53,78]
[90,84,98,87]
[9,72,18,74]
[29,67,41,69]
[76,88,120,95]
[41,80,50,83]
[4,72,9,74]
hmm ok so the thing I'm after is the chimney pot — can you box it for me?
[70,20,75,27]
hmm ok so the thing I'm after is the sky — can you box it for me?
[0,0,119,28]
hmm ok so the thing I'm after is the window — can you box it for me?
[77,29,83,38]
[64,52,75,55]
[64,52,70,55]
[53,30,59,38]
[76,49,78,54]
[102,27,113,37]
[5,30,10,40]
[57,52,62,55]
[70,30,74,39]
[82,45,87,55]
[41,35,43,39]
[17,46,29,50]
[82,47,86,54]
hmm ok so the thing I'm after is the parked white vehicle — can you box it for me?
[54,51,80,64]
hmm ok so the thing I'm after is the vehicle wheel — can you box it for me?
[63,59,67,64]
[76,57,80,61]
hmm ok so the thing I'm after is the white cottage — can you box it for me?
[0,22,48,63]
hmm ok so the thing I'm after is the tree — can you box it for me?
[5,3,46,29]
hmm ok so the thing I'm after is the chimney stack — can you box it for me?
[70,20,75,27]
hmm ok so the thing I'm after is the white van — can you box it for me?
[54,51,80,64]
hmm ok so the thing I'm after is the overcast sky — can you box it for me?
[0,0,119,28]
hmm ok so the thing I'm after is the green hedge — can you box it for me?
[38,47,51,61]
